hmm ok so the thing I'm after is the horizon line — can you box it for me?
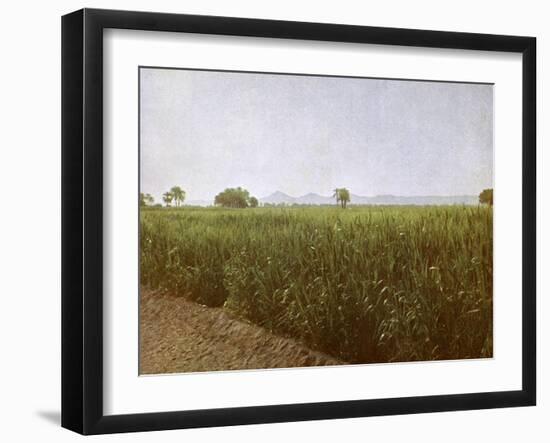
[160,191,485,203]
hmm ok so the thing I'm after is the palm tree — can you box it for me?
[170,186,186,207]
[332,188,341,207]
[162,192,173,207]
[339,188,351,209]
[333,188,351,208]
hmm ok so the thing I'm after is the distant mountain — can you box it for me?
[260,191,478,206]
[260,191,297,205]
[350,194,479,206]
[295,193,334,205]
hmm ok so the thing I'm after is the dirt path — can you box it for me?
[140,288,342,374]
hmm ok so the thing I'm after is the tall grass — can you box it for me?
[140,206,492,364]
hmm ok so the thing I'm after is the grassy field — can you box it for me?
[140,205,493,365]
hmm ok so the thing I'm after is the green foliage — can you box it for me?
[140,206,493,363]
[479,188,493,206]
[214,187,258,208]
[333,188,351,208]
[162,192,173,207]
[140,193,154,207]
[170,186,186,207]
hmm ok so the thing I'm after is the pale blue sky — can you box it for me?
[140,68,493,203]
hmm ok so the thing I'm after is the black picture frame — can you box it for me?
[62,8,536,435]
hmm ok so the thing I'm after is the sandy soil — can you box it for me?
[140,288,342,374]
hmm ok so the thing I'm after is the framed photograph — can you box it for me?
[61,8,536,435]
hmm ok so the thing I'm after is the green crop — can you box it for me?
[140,205,492,364]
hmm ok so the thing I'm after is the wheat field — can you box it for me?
[140,205,492,364]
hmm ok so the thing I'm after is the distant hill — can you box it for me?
[350,194,479,205]
[260,191,478,206]
[260,191,297,205]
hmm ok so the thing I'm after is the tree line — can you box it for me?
[141,186,494,208]
[141,186,351,208]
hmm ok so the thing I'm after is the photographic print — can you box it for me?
[139,67,494,375]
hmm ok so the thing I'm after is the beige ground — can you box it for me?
[140,288,342,374]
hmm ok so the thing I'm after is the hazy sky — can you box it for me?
[140,68,493,203]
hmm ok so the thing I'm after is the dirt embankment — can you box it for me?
[140,288,342,374]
